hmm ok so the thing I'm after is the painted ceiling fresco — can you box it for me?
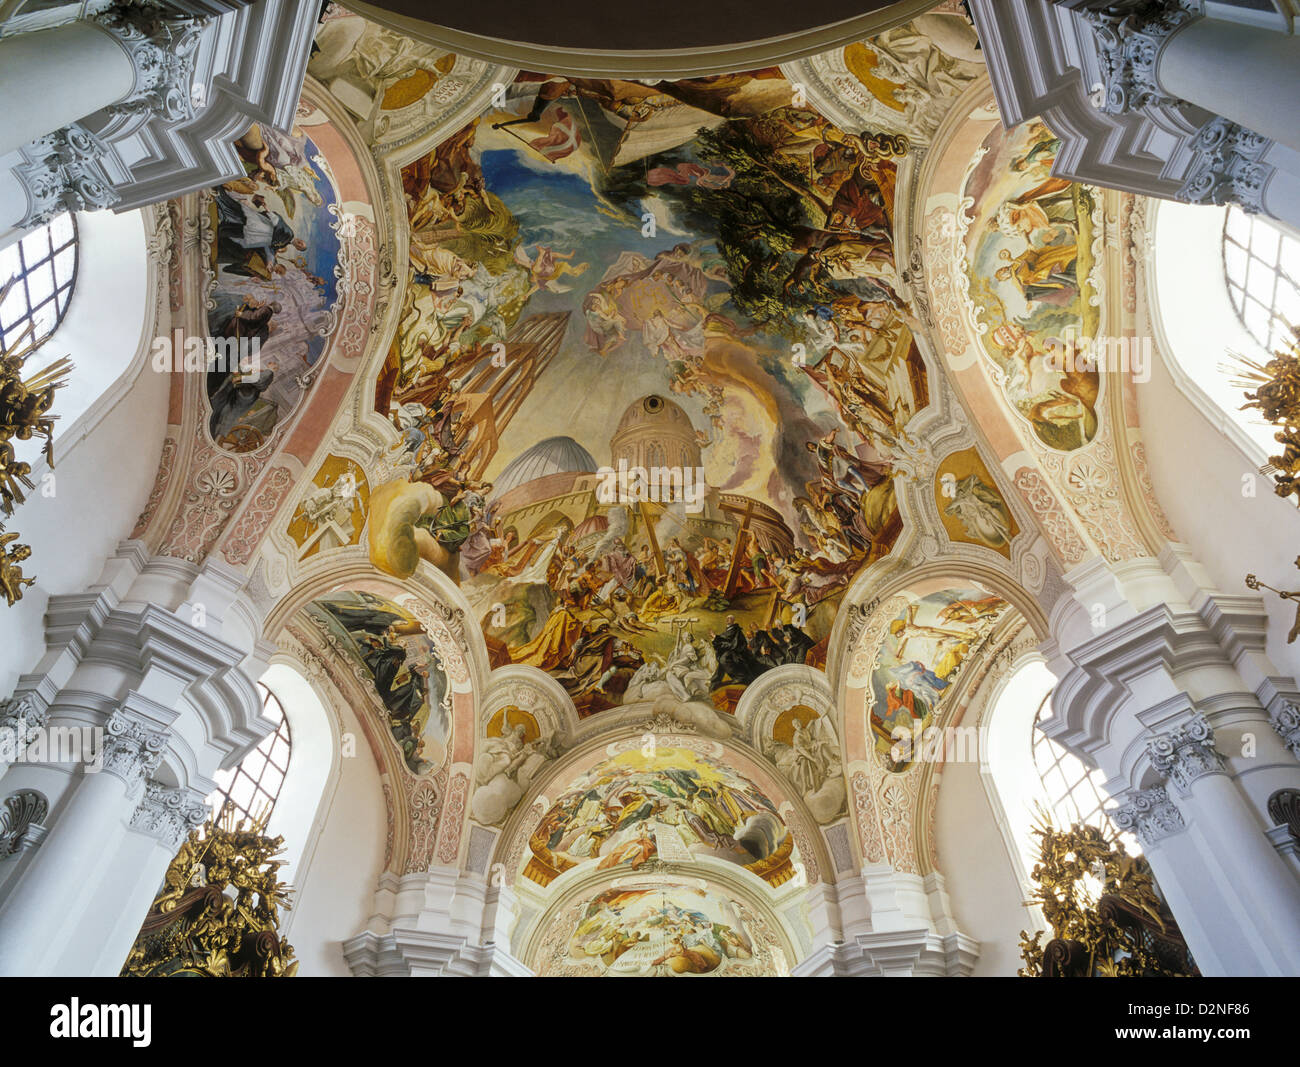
[840,11,984,144]
[363,67,938,718]
[869,587,1008,771]
[203,5,1083,953]
[309,5,463,146]
[934,446,1019,558]
[307,592,451,773]
[525,748,796,887]
[962,119,1100,452]
[205,123,341,453]
[534,882,788,976]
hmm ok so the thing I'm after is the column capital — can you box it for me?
[1178,116,1276,213]
[12,123,120,229]
[0,691,48,741]
[1146,714,1227,793]
[100,708,168,790]
[129,781,208,850]
[1058,0,1201,114]
[1111,784,1185,845]
[89,2,207,125]
[1272,701,1300,760]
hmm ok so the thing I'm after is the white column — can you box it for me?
[1159,18,1300,155]
[0,710,163,975]
[79,782,209,974]
[1045,555,1300,976]
[0,23,136,158]
[0,548,272,975]
[1115,717,1300,976]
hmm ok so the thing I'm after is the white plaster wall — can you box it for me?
[0,207,162,696]
[1141,342,1300,686]
[1145,198,1300,685]
[280,695,387,977]
[935,755,1030,977]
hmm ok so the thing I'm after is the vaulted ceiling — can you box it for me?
[129,1,1168,975]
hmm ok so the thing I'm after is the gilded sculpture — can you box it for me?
[121,803,298,978]
[1018,817,1196,978]
[0,278,72,606]
[1235,330,1300,637]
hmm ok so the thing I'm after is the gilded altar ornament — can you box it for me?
[121,802,298,977]
[1232,330,1300,636]
[0,278,73,607]
[0,294,73,515]
[0,527,36,606]
[1231,330,1300,504]
[1245,568,1300,642]
[1018,816,1197,977]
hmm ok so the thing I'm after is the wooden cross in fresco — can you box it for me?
[720,498,759,600]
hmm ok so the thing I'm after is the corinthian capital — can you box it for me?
[130,781,209,850]
[1272,701,1300,759]
[13,124,120,229]
[101,708,168,789]
[1178,116,1275,213]
[90,2,207,125]
[0,692,48,742]
[1146,713,1226,793]
[1112,784,1185,845]
[1058,0,1200,114]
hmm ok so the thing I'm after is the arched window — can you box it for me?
[0,213,78,352]
[1222,205,1300,354]
[1031,693,1125,838]
[984,659,1136,897]
[207,682,293,825]
[1150,199,1284,458]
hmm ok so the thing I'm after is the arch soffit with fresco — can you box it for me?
[127,79,393,573]
[909,78,1178,581]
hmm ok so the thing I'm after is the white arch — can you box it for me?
[259,660,339,893]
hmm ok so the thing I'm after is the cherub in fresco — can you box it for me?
[992,321,1045,398]
[938,595,1007,628]
[230,126,280,187]
[581,287,628,355]
[512,243,589,296]
[226,126,323,218]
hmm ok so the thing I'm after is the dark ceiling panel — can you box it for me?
[356,0,902,52]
